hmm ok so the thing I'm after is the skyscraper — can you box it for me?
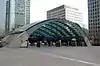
[47,5,82,24]
[5,0,10,34]
[5,0,30,33]
[88,0,100,45]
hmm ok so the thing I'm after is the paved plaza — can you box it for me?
[0,47,100,66]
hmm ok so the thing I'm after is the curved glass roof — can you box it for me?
[24,19,85,39]
[14,21,40,33]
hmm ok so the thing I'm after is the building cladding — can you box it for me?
[88,0,100,45]
[5,0,10,34]
[5,0,30,32]
[47,5,82,24]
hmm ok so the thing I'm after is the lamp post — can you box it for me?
[91,36,94,45]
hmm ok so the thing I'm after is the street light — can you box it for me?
[91,36,94,45]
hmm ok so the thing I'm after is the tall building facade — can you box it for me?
[47,5,82,24]
[88,0,100,45]
[5,0,30,33]
[5,0,10,34]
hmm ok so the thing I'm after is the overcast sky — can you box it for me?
[30,0,88,28]
[0,0,5,29]
[0,0,88,29]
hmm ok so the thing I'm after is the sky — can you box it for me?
[0,0,88,29]
[0,0,5,29]
[30,0,88,28]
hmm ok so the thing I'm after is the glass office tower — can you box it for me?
[88,0,100,45]
[5,0,30,32]
[5,0,10,34]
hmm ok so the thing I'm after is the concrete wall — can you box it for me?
[8,31,29,48]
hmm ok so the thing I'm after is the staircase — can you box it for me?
[2,34,21,48]
[2,35,14,47]
[7,34,21,48]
